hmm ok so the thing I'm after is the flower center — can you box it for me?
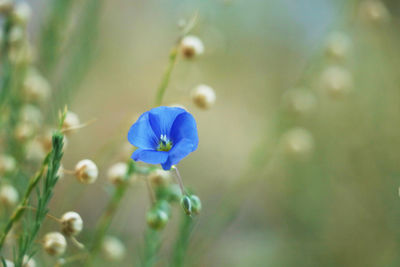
[157,134,173,152]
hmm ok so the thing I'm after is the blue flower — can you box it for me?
[127,106,199,170]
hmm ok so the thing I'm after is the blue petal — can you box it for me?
[167,138,196,166]
[131,149,169,164]
[161,158,172,170]
[148,106,186,138]
[127,112,158,150]
[170,112,199,150]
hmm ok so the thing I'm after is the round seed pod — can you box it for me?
[61,211,83,236]
[11,2,31,26]
[0,0,13,13]
[282,127,314,159]
[180,35,204,59]
[107,162,128,185]
[102,236,126,262]
[320,66,353,99]
[282,88,316,116]
[325,31,351,61]
[62,111,80,134]
[14,122,35,142]
[146,209,168,230]
[148,169,171,186]
[0,259,14,267]
[43,232,67,256]
[190,195,202,215]
[75,159,98,184]
[22,255,36,267]
[9,26,25,46]
[25,139,46,163]
[23,69,51,103]
[359,0,390,24]
[20,104,43,128]
[0,154,16,175]
[191,84,216,110]
[8,41,34,66]
[0,184,19,207]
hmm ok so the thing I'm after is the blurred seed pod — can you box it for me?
[155,200,172,218]
[324,31,351,61]
[43,232,67,256]
[320,66,353,99]
[75,159,98,184]
[191,84,216,110]
[23,69,51,103]
[190,195,202,215]
[107,162,128,185]
[0,0,13,13]
[25,138,46,163]
[22,255,36,267]
[9,26,25,46]
[359,0,390,24]
[282,88,317,116]
[0,259,14,267]
[281,127,314,159]
[0,184,18,206]
[180,195,192,215]
[14,122,35,142]
[11,2,31,26]
[61,211,83,236]
[180,35,204,59]
[167,184,182,202]
[146,208,168,230]
[8,41,34,66]
[0,154,16,175]
[148,169,171,186]
[20,104,43,128]
[102,236,126,262]
[62,111,80,134]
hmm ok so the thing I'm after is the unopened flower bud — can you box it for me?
[102,236,126,262]
[282,88,316,116]
[146,209,168,230]
[107,162,128,185]
[0,0,13,13]
[320,66,353,99]
[359,0,390,24]
[282,128,314,159]
[43,232,67,256]
[23,69,51,103]
[180,35,204,59]
[180,195,192,215]
[192,84,216,110]
[0,154,16,174]
[0,184,19,206]
[325,31,351,61]
[12,2,31,26]
[61,211,83,236]
[22,255,36,267]
[15,122,34,142]
[148,169,170,186]
[62,111,80,134]
[189,195,201,215]
[20,104,43,128]
[75,159,98,184]
[25,139,46,162]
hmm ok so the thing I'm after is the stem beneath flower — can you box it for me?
[145,176,156,204]
[173,166,186,195]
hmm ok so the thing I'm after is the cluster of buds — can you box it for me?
[180,194,202,216]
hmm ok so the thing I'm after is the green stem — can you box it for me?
[0,154,50,251]
[154,47,179,106]
[170,215,194,267]
[143,228,162,267]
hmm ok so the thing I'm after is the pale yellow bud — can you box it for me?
[359,0,390,24]
[23,69,51,103]
[75,159,98,184]
[43,232,67,256]
[191,84,216,109]
[9,26,25,46]
[20,104,43,128]
[148,169,171,186]
[0,154,16,174]
[8,41,34,66]
[12,2,31,26]
[0,184,19,206]
[102,236,126,262]
[282,88,316,116]
[22,255,36,267]
[320,66,353,98]
[180,35,204,59]
[107,162,128,185]
[62,111,80,134]
[14,122,35,142]
[325,32,351,61]
[61,211,83,236]
[282,128,314,159]
[25,139,46,162]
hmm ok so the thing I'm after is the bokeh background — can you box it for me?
[3,0,400,266]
